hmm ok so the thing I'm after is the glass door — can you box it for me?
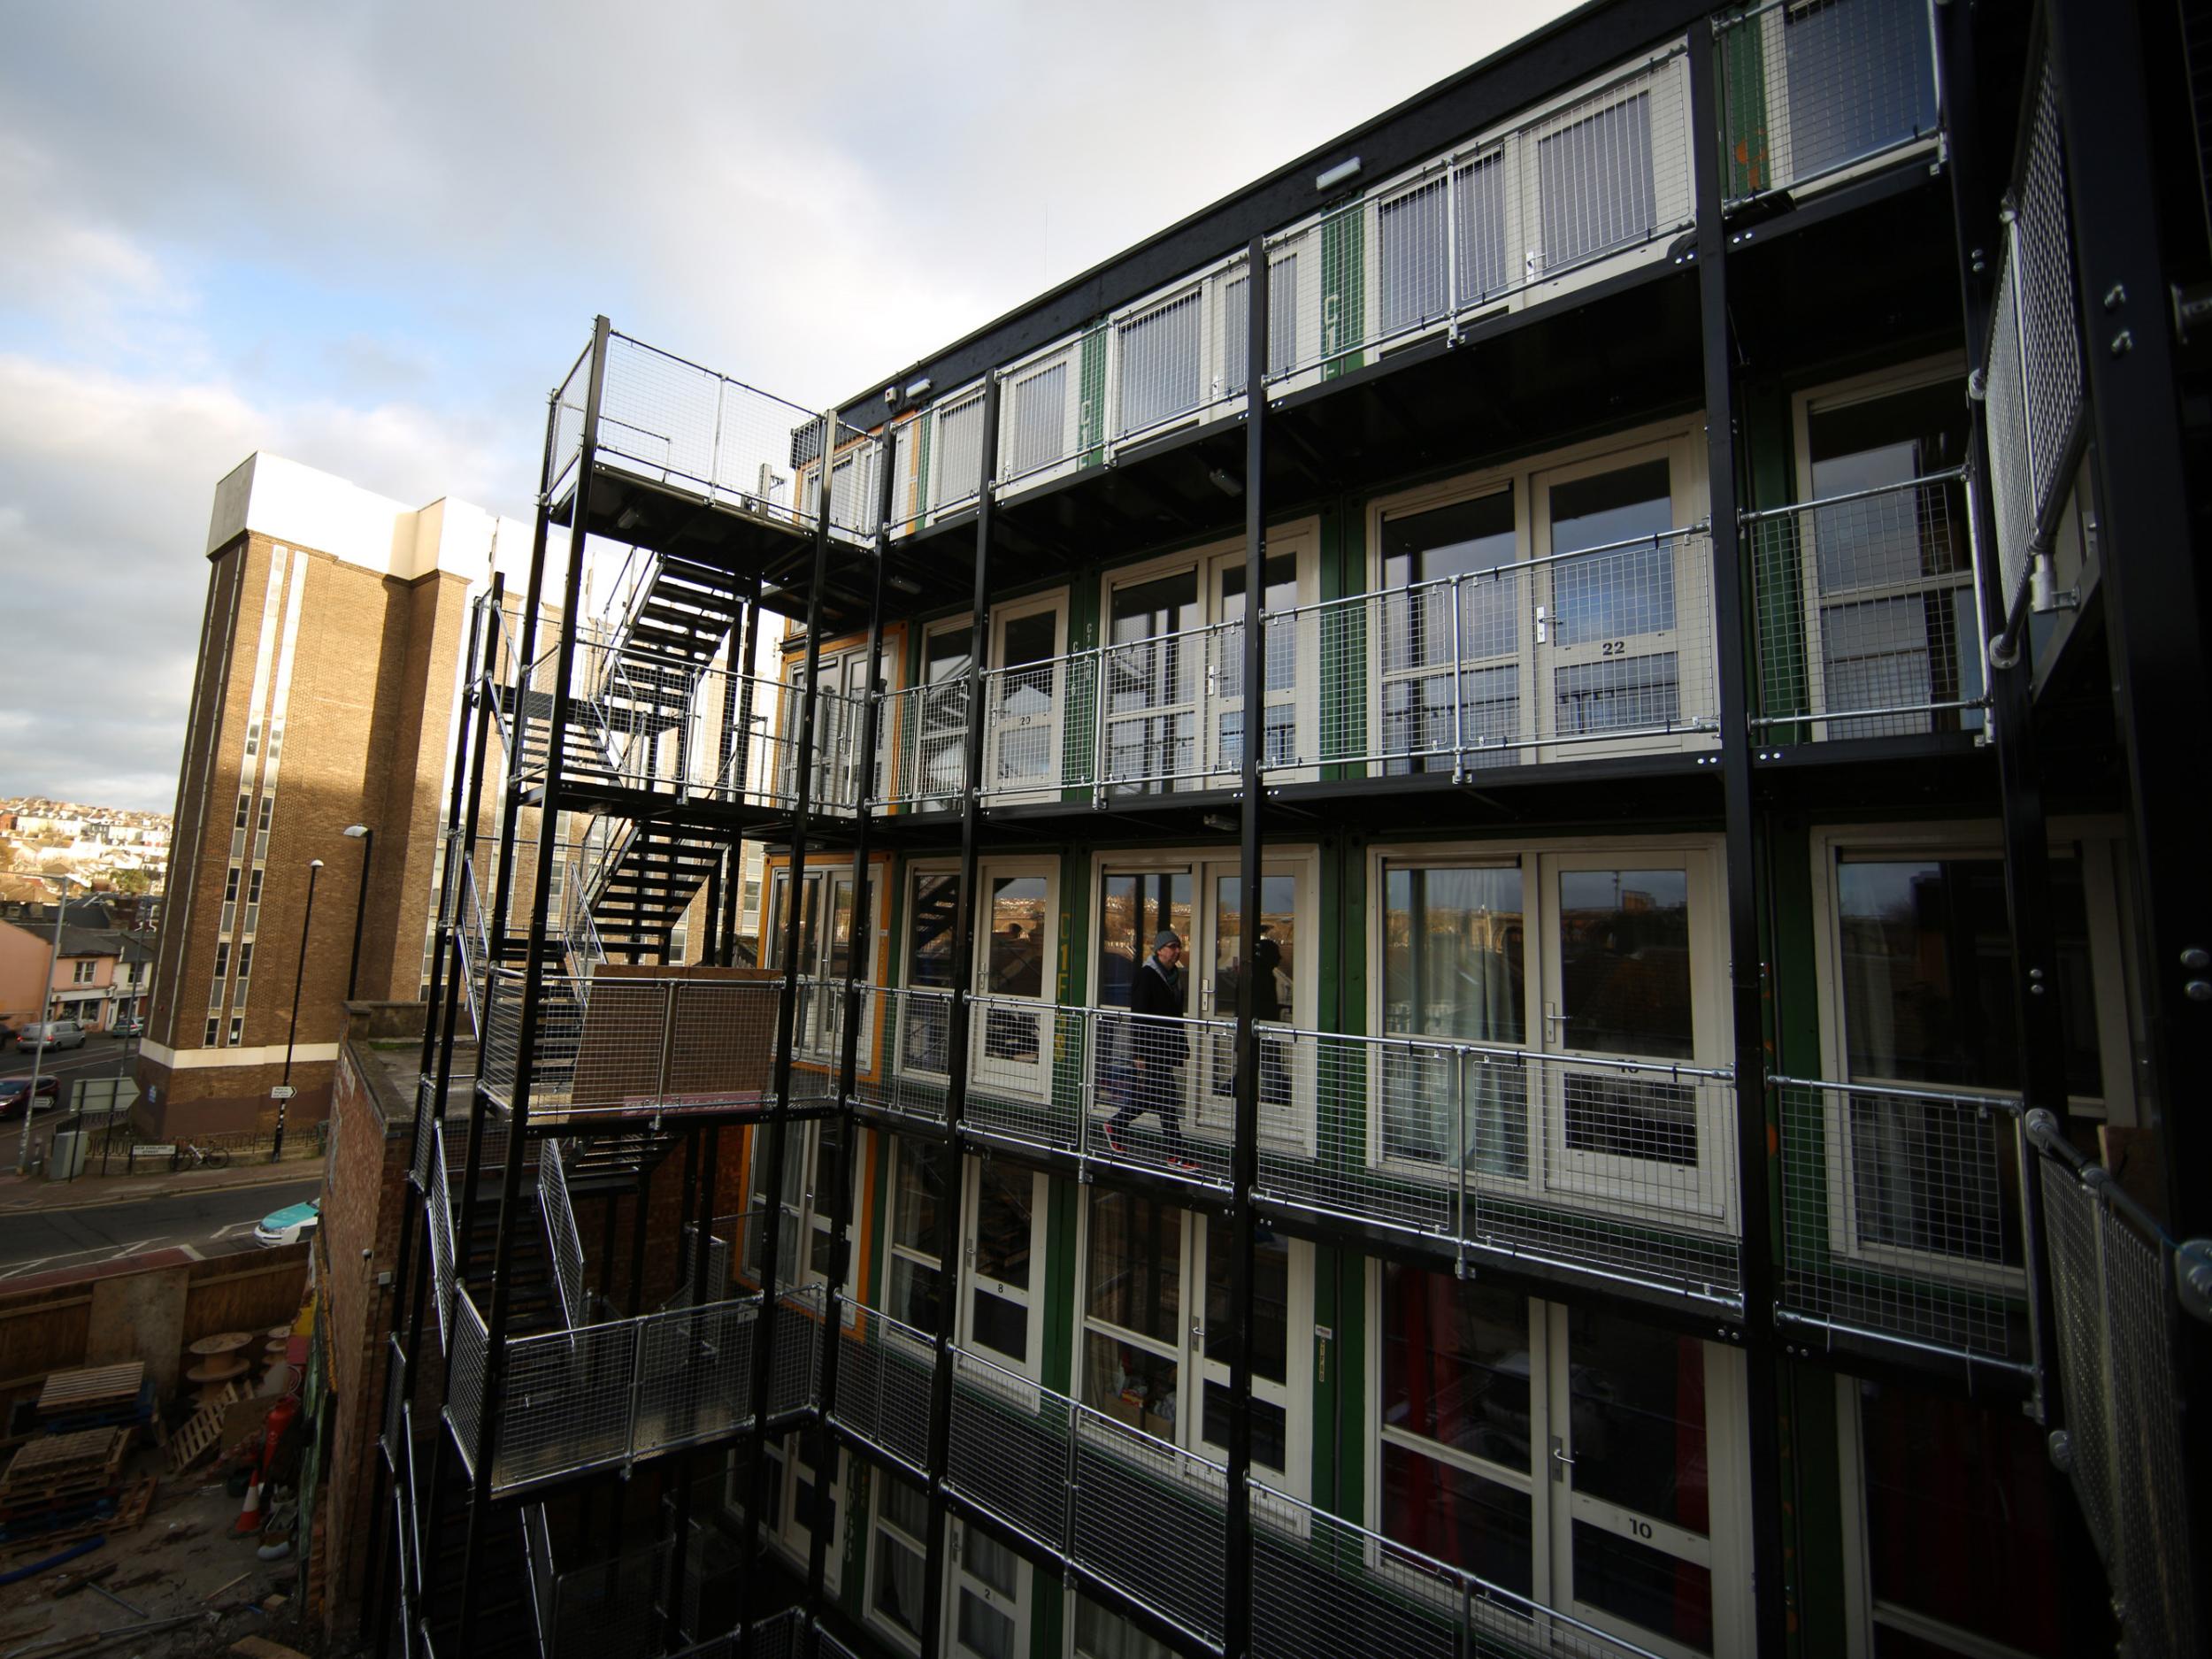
[1102,570,1202,793]
[1194,864,1307,1151]
[959,1158,1043,1377]
[972,864,1057,1107]
[987,598,1067,802]
[1206,548,1301,778]
[916,626,973,810]
[1547,1304,1740,1659]
[1533,444,1703,759]
[766,864,861,1066]
[1192,1214,1302,1489]
[1095,869,1194,1142]
[1535,853,1726,1224]
[947,1521,1028,1659]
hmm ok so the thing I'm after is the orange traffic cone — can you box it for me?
[231,1473,264,1536]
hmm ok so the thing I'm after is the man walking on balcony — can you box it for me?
[1104,931,1195,1170]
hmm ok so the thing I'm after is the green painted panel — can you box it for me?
[1319,204,1367,381]
[1743,380,1813,739]
[1043,1173,1078,1396]
[1784,1361,1847,1659]
[1079,325,1109,471]
[1718,14,1773,200]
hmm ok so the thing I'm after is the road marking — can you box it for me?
[179,1243,203,1260]
[105,1238,157,1260]
[211,1221,258,1240]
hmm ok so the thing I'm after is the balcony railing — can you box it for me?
[2029,1112,2204,1657]
[525,1513,674,1659]
[1773,1077,2030,1365]
[478,964,793,1125]
[856,995,1743,1304]
[1747,471,1988,742]
[1715,0,1939,208]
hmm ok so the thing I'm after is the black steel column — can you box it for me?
[723,583,765,967]
[2044,0,2212,1625]
[1223,234,1269,1659]
[1932,0,2073,1437]
[365,575,494,1652]
[742,415,840,1644]
[807,430,896,1631]
[1687,36,1787,1656]
[920,376,1001,1659]
[457,316,610,1645]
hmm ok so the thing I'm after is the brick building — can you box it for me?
[136,455,532,1136]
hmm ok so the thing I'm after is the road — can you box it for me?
[1,1037,142,1164]
[0,1176,319,1280]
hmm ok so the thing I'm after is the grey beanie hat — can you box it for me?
[1153,930,1182,951]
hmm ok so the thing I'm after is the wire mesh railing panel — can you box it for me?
[538,1138,588,1331]
[1776,1079,2028,1363]
[479,969,526,1113]
[1746,471,1985,741]
[1267,49,1691,390]
[1715,0,1938,208]
[634,1297,759,1457]
[1267,529,1717,779]
[922,385,987,523]
[1094,619,1238,795]
[965,997,1087,1155]
[446,1290,489,1479]
[1254,1027,1741,1302]
[946,1348,1071,1552]
[872,678,970,811]
[382,1335,408,1471]
[524,1503,556,1657]
[549,1539,674,1659]
[495,1318,639,1492]
[597,333,816,533]
[1069,1406,1229,1645]
[1253,1483,1669,1659]
[2038,1156,2112,1551]
[2013,57,2085,538]
[851,986,953,1125]
[770,1285,824,1417]
[980,650,1099,803]
[2096,1202,2198,1659]
[1983,257,2035,611]
[2034,1137,2202,1657]
[832,1305,936,1472]
[1087,1010,1234,1191]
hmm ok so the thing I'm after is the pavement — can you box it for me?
[0,1172,320,1279]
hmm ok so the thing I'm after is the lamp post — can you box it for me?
[271,858,324,1163]
[15,873,79,1175]
[342,825,373,1001]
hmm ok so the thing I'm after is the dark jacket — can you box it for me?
[1129,955,1187,1066]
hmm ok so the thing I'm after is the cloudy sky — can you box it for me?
[1,0,1576,813]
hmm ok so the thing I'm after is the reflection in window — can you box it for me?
[1556,868,1693,1059]
[1380,494,1521,772]
[1382,864,1526,1171]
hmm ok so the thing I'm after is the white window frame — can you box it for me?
[865,1465,933,1655]
[1808,818,2139,1286]
[1072,1186,1317,1502]
[1367,420,1715,775]
[980,589,1072,807]
[1787,356,1981,741]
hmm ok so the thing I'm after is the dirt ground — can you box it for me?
[0,1444,318,1659]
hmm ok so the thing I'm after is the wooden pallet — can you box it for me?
[168,1382,245,1473]
[0,1427,128,1509]
[34,1363,144,1417]
[0,1474,155,1556]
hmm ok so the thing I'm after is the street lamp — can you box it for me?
[271,858,324,1163]
[342,825,374,1001]
[15,872,80,1175]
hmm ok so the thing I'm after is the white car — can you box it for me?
[15,1020,87,1053]
[254,1199,321,1248]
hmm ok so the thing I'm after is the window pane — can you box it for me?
[1075,1594,1176,1659]
[895,1143,945,1254]
[965,1528,1020,1598]
[1085,1190,1179,1341]
[1202,1381,1286,1471]
[1837,856,2099,1094]
[888,1255,941,1331]
[1564,1304,1709,1533]
[985,879,1048,1000]
[1006,362,1067,479]
[873,1532,926,1637]
[1453,151,1509,302]
[974,1163,1033,1289]
[1556,867,1693,1059]
[1572,1520,1714,1655]
[1383,865,1528,1168]
[934,395,984,506]
[971,1287,1027,1362]
[1536,92,1655,269]
[1549,459,1675,644]
[1084,1332,1178,1437]
[1203,1215,1286,1381]
[1379,1440,1532,1596]
[1858,1379,2064,1655]
[1379,1265,1532,1468]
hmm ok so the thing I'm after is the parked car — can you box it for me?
[254,1198,320,1248]
[109,1015,143,1038]
[0,1077,60,1120]
[14,1020,86,1053]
